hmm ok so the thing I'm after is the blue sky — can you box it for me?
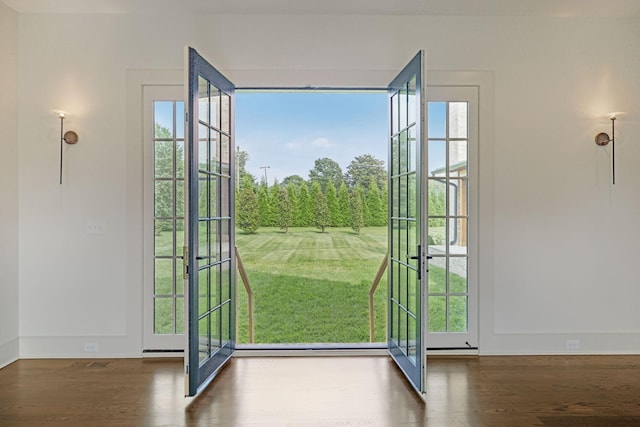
[236,91,388,185]
[154,92,449,180]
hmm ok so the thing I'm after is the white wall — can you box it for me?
[16,12,640,356]
[0,2,20,367]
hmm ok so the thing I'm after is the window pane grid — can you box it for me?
[427,101,469,333]
[153,100,186,335]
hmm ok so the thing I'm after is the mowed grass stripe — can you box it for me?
[236,227,389,344]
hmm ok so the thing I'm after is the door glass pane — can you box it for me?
[428,296,446,332]
[221,302,230,342]
[155,259,172,294]
[408,126,416,172]
[210,308,220,352]
[428,179,446,217]
[176,102,185,139]
[210,86,220,131]
[449,258,468,293]
[399,84,407,131]
[155,181,173,217]
[220,93,230,134]
[449,296,467,332]
[391,93,399,135]
[154,101,174,137]
[449,140,468,176]
[154,298,173,334]
[176,183,185,217]
[155,220,173,256]
[198,77,209,124]
[407,173,417,219]
[407,76,417,126]
[198,174,209,219]
[199,316,209,363]
[220,134,231,175]
[407,268,418,313]
[407,315,417,363]
[449,102,468,138]
[449,218,468,255]
[391,136,399,176]
[428,102,446,138]
[399,130,408,174]
[176,258,184,294]
[154,141,173,178]
[198,268,209,316]
[176,141,185,178]
[428,140,446,176]
[176,297,184,334]
[427,218,445,253]
[427,257,445,293]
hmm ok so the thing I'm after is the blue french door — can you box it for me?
[185,47,236,397]
[388,51,427,396]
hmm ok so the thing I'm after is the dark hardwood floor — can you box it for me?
[1,355,640,426]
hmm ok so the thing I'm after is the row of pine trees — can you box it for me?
[236,178,388,234]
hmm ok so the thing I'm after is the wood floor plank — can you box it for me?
[1,356,640,426]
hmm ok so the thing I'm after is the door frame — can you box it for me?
[129,69,493,359]
[425,85,479,351]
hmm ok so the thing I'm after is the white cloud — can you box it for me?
[285,141,301,149]
[311,137,333,148]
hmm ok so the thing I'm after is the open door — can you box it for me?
[184,47,236,397]
[388,51,428,397]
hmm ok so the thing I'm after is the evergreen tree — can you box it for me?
[314,192,331,233]
[325,181,339,227]
[236,148,255,190]
[236,184,260,234]
[310,181,322,203]
[286,183,298,228]
[268,182,281,227]
[365,177,384,226]
[336,182,350,227]
[350,186,365,234]
[358,183,371,228]
[296,182,313,227]
[276,186,293,233]
[257,183,271,227]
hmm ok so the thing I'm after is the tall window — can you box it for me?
[427,101,470,334]
[152,100,185,335]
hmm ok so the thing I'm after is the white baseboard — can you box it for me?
[19,336,141,359]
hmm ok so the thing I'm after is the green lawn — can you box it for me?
[235,227,389,343]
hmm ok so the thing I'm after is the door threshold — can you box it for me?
[235,343,387,357]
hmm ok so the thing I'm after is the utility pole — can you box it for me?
[260,165,270,185]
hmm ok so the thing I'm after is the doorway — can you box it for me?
[141,81,479,353]
[234,89,389,346]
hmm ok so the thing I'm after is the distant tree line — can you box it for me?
[236,153,388,235]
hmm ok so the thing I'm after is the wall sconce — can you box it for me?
[594,114,617,185]
[58,112,79,184]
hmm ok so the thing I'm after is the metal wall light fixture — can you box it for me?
[594,114,617,185]
[58,112,79,184]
